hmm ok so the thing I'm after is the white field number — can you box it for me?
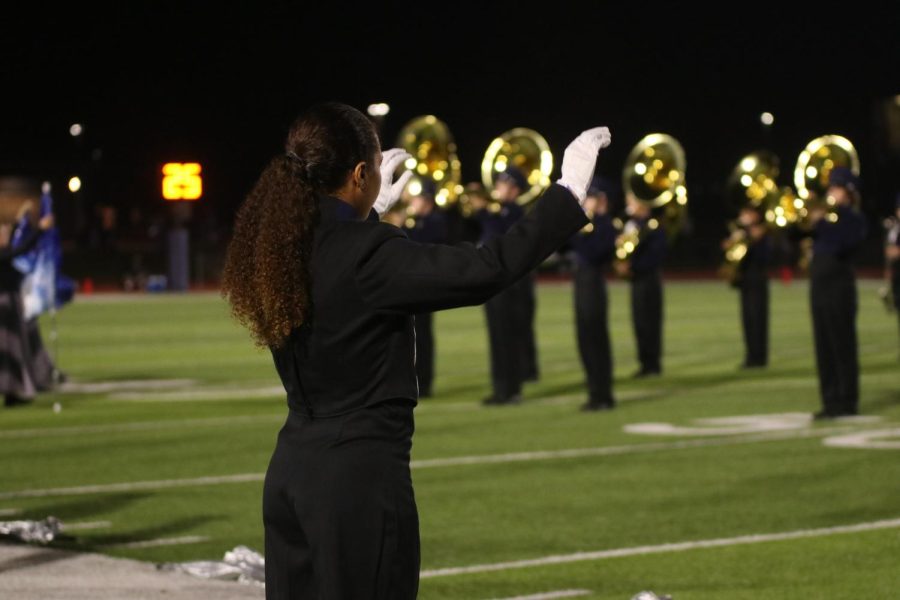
[625,413,896,450]
[624,413,812,436]
[822,428,900,450]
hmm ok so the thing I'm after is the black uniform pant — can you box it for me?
[810,269,859,415]
[630,271,663,373]
[413,312,434,396]
[263,401,419,599]
[739,275,769,366]
[574,263,614,404]
[515,274,539,381]
[485,286,523,399]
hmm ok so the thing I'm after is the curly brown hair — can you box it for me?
[221,103,379,348]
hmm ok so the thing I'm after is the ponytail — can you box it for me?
[221,155,319,348]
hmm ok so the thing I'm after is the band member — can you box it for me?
[570,179,617,410]
[447,183,484,245]
[806,167,867,419]
[221,102,610,598]
[401,183,448,397]
[472,167,529,405]
[0,203,54,407]
[885,194,900,345]
[730,206,771,368]
[617,193,666,377]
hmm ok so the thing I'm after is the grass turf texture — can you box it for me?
[1,280,897,599]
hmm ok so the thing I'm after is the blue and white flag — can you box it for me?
[13,184,74,320]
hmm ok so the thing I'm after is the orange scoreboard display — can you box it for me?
[162,162,203,201]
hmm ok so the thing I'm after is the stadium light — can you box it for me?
[68,176,82,193]
[367,103,390,117]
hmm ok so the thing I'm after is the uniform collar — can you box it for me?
[318,195,365,222]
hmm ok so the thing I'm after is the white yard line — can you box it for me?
[0,423,877,501]
[60,520,112,531]
[57,379,197,394]
[489,590,591,600]
[408,423,869,469]
[103,535,209,549]
[0,414,283,439]
[110,386,286,402]
[0,474,265,501]
[421,518,900,579]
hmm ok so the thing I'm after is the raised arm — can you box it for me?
[355,127,612,313]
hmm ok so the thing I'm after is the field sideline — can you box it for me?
[0,280,897,599]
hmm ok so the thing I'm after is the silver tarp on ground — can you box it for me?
[0,517,61,543]
[159,545,265,586]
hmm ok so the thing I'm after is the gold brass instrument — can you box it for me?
[392,115,463,226]
[481,128,553,210]
[794,134,860,214]
[615,133,687,267]
[720,151,783,284]
[793,135,860,269]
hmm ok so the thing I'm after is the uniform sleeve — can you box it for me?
[355,184,589,313]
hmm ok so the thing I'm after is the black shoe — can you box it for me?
[814,407,859,421]
[632,368,661,379]
[580,400,616,412]
[4,395,34,408]
[740,362,766,370]
[812,410,838,421]
[482,394,521,406]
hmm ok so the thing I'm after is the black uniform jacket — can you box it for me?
[271,183,588,417]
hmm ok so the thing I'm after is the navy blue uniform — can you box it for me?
[809,205,867,416]
[402,210,448,397]
[571,214,617,406]
[888,218,900,313]
[475,202,530,401]
[628,219,666,374]
[738,230,771,367]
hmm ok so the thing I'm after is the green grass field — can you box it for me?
[1,280,898,599]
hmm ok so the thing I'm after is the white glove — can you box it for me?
[373,148,414,216]
[556,127,612,204]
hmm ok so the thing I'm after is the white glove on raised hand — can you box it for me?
[556,127,612,204]
[373,148,414,216]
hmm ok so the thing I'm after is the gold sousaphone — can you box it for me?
[719,151,798,284]
[615,133,687,265]
[480,127,553,210]
[390,115,463,226]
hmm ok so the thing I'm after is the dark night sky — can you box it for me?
[2,2,900,263]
